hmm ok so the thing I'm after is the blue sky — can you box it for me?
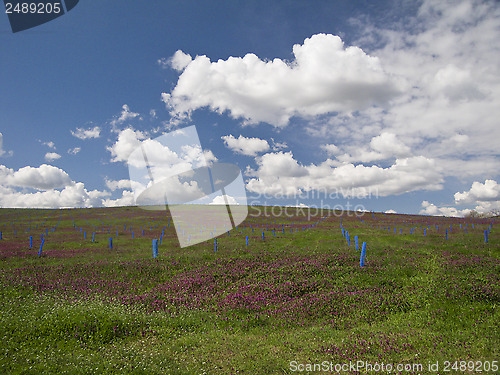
[1,0,499,216]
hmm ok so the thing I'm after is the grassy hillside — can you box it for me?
[0,206,498,374]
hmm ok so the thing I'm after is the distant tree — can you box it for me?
[465,209,500,218]
[465,210,479,218]
[489,209,500,217]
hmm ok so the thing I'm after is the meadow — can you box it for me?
[0,206,498,374]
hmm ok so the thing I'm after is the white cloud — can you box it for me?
[71,126,101,140]
[419,179,500,217]
[102,190,135,207]
[288,202,309,208]
[68,147,81,155]
[105,178,132,191]
[110,127,219,207]
[44,152,61,162]
[384,209,397,214]
[221,134,270,156]
[334,132,411,163]
[351,0,500,178]
[104,179,147,201]
[271,139,288,151]
[0,163,112,208]
[321,144,341,157]
[81,190,111,208]
[0,133,13,157]
[110,104,140,130]
[157,57,169,69]
[133,175,205,206]
[453,179,500,214]
[107,128,147,163]
[209,194,239,205]
[202,149,217,165]
[0,182,107,209]
[419,200,471,217]
[157,2,499,205]
[169,50,193,71]
[429,64,483,101]
[455,180,500,204]
[246,151,308,179]
[41,141,56,149]
[157,51,192,71]
[0,164,72,190]
[370,132,410,157]
[471,201,500,215]
[109,128,217,173]
[162,33,402,127]
[260,0,500,185]
[0,164,121,208]
[246,151,443,197]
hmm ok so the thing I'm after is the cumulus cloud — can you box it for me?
[471,201,500,215]
[105,178,132,191]
[169,50,193,71]
[209,194,239,205]
[334,132,411,163]
[221,134,270,156]
[133,175,205,206]
[0,182,108,209]
[0,164,113,208]
[104,178,147,198]
[371,132,410,157]
[0,164,73,190]
[107,128,147,163]
[245,151,442,197]
[419,200,471,217]
[452,179,500,214]
[419,179,500,217]
[71,126,101,140]
[321,144,341,157]
[202,149,217,165]
[249,151,308,179]
[108,128,217,172]
[455,180,500,204]
[155,1,500,206]
[162,34,402,127]
[276,0,500,184]
[351,0,500,177]
[157,52,192,71]
[385,209,397,214]
[109,127,219,207]
[44,152,61,162]
[102,190,135,207]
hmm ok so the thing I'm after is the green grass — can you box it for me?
[0,207,499,374]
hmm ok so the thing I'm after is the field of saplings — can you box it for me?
[0,206,498,374]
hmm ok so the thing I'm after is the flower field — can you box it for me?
[0,206,498,374]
